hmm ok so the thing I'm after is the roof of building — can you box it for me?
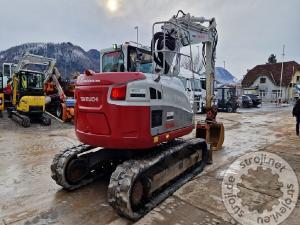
[241,61,300,88]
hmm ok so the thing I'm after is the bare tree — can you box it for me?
[180,53,203,73]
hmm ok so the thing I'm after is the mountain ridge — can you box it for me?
[0,42,100,78]
[215,67,237,84]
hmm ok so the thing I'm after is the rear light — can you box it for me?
[111,84,127,100]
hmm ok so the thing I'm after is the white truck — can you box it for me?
[179,68,206,113]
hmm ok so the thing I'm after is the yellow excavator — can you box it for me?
[7,53,55,127]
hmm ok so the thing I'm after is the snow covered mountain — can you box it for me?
[0,42,100,78]
[215,67,237,84]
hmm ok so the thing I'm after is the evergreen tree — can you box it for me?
[267,54,277,64]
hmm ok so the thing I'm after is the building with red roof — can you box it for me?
[241,61,300,102]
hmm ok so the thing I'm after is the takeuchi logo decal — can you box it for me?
[222,151,299,225]
[80,97,99,102]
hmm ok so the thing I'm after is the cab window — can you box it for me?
[19,72,43,91]
[102,51,125,72]
[128,46,152,73]
[3,64,11,78]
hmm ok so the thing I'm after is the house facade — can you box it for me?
[288,70,300,100]
[242,61,300,102]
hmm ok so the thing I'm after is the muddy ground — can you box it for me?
[0,104,299,225]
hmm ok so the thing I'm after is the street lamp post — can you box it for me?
[279,44,285,105]
[134,26,139,47]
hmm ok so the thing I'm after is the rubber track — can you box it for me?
[107,138,208,220]
[50,144,95,190]
[12,112,30,127]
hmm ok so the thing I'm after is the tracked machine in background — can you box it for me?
[7,53,53,127]
[44,67,76,122]
[51,11,224,220]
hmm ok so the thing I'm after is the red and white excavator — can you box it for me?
[51,10,224,220]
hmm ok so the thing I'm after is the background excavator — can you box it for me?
[51,10,224,220]
[44,67,76,122]
[7,53,53,127]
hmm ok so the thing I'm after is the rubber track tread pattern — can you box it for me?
[108,138,208,220]
[50,144,94,190]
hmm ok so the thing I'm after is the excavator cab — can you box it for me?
[100,43,152,73]
[13,71,45,113]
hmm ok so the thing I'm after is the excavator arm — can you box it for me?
[152,10,218,108]
[44,67,66,101]
[152,10,223,150]
[15,53,57,77]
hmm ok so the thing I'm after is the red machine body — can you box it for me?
[75,72,193,149]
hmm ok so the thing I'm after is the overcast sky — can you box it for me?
[0,0,299,78]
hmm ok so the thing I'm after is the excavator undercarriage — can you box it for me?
[51,138,208,220]
[7,108,50,127]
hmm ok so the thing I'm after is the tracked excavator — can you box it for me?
[7,53,53,127]
[51,10,224,220]
[44,67,75,122]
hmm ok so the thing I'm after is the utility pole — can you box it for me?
[223,60,225,69]
[279,44,285,104]
[134,26,139,47]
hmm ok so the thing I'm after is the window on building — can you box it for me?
[290,83,293,87]
[297,76,300,82]
[260,77,266,83]
[272,90,282,98]
[259,90,266,97]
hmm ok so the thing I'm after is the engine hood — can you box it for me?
[76,72,146,86]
